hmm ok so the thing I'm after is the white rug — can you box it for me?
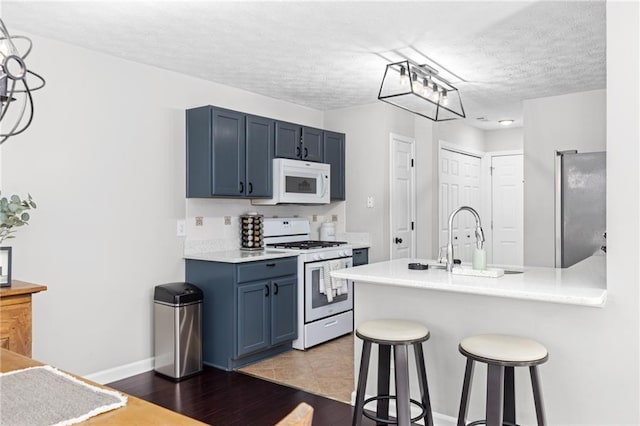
[0,365,127,426]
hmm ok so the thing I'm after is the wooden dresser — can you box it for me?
[0,280,47,357]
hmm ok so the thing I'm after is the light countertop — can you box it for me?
[185,250,297,263]
[331,254,607,307]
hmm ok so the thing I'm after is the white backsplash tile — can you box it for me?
[184,198,347,254]
[337,232,371,246]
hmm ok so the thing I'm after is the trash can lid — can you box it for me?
[154,282,203,305]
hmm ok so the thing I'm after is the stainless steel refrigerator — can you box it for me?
[555,150,606,268]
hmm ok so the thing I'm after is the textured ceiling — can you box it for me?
[2,1,606,130]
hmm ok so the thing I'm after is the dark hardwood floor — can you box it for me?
[108,366,380,425]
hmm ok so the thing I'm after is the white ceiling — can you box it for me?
[3,1,606,130]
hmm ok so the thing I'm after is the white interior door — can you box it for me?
[390,133,415,259]
[491,154,524,266]
[439,147,482,263]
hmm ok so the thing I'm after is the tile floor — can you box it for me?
[239,333,354,403]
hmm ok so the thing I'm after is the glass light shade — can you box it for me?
[411,72,421,92]
[399,66,407,86]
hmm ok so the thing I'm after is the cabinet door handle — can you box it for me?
[239,181,244,193]
[274,283,279,295]
[248,182,253,194]
[266,263,276,267]
[265,284,269,297]
[304,147,308,158]
[296,146,301,157]
[394,237,403,244]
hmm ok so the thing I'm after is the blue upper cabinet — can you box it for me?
[187,105,344,200]
[245,115,274,198]
[301,126,324,162]
[274,121,302,160]
[274,122,324,162]
[212,108,246,196]
[186,106,273,198]
[323,131,346,201]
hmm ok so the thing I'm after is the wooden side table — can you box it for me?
[0,280,47,357]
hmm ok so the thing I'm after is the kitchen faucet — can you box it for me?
[446,206,485,272]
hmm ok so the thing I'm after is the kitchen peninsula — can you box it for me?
[332,254,606,307]
[332,255,608,423]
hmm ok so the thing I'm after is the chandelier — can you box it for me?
[378,59,465,121]
[0,19,46,145]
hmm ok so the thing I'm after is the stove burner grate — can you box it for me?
[267,240,348,250]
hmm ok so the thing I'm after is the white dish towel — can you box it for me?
[321,265,333,302]
[328,260,349,296]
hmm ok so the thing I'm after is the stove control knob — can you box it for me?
[339,250,347,257]
[313,254,322,261]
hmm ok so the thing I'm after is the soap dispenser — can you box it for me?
[472,240,487,270]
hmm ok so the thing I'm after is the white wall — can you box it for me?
[0,33,334,376]
[523,89,606,266]
[414,116,436,259]
[325,103,419,263]
[433,120,486,152]
[484,127,523,152]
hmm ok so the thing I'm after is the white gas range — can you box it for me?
[264,217,354,350]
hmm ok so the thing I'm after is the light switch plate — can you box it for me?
[224,216,231,225]
[176,219,186,237]
[195,216,203,226]
[367,197,374,208]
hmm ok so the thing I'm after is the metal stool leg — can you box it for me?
[393,344,411,426]
[353,340,372,426]
[376,344,391,425]
[413,342,433,426]
[486,364,504,426]
[503,366,516,424]
[530,366,547,426]
[457,358,475,426]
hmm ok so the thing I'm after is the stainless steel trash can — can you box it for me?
[154,282,203,380]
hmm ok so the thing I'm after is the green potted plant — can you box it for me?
[0,193,36,286]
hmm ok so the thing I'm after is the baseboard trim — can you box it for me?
[350,391,457,426]
[84,357,154,385]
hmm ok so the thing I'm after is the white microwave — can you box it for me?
[252,158,330,205]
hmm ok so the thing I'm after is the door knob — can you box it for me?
[395,237,403,244]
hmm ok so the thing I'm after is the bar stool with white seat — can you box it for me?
[457,334,549,426]
[353,319,433,426]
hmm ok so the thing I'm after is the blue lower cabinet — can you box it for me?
[237,280,271,357]
[352,248,369,266]
[185,256,298,371]
[270,277,297,345]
